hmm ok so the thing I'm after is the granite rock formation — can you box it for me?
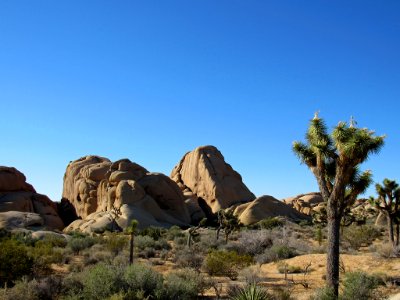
[171,145,256,214]
[0,166,64,230]
[62,156,191,232]
[234,195,309,225]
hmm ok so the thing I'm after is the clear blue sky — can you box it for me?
[1,1,399,202]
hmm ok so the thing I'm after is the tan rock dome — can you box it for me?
[171,145,256,213]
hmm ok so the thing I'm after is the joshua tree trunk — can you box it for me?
[129,233,134,265]
[395,223,399,246]
[387,215,395,247]
[326,211,341,297]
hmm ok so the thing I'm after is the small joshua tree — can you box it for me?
[293,113,384,297]
[127,219,138,265]
[187,218,207,247]
[371,179,400,247]
[216,210,241,243]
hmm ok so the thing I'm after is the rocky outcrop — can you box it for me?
[283,192,324,216]
[234,195,309,225]
[284,193,378,222]
[171,146,256,214]
[0,166,64,230]
[62,156,191,232]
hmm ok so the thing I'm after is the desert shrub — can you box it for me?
[174,247,204,271]
[230,230,273,257]
[277,263,303,274]
[1,278,39,300]
[104,233,127,256]
[138,247,156,258]
[154,238,171,250]
[138,226,166,240]
[271,287,294,300]
[82,263,123,300]
[227,283,272,300]
[341,271,380,300]
[203,250,253,280]
[11,231,38,246]
[166,225,185,241]
[199,231,225,250]
[239,266,263,284]
[255,245,297,264]
[68,236,96,254]
[309,287,336,300]
[375,243,400,258]
[162,268,210,300]
[124,263,163,298]
[29,240,64,276]
[257,217,284,230]
[341,225,380,250]
[61,273,85,298]
[41,234,68,247]
[0,239,33,286]
[135,235,156,250]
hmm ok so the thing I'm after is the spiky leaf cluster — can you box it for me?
[293,114,385,213]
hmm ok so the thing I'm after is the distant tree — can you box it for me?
[293,113,384,297]
[187,218,207,247]
[371,179,400,247]
[216,210,241,243]
[126,219,138,265]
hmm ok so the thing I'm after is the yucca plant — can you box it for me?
[228,284,272,300]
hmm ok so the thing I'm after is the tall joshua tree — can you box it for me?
[372,179,400,247]
[293,113,384,296]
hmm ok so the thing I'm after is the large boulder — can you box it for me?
[0,167,64,230]
[0,211,44,230]
[61,156,191,232]
[171,145,255,213]
[234,195,309,225]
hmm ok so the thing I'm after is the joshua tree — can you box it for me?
[216,210,241,243]
[293,113,384,296]
[187,218,207,247]
[127,219,138,265]
[371,179,400,247]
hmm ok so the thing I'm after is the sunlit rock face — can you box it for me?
[61,156,191,232]
[0,166,64,230]
[171,145,256,214]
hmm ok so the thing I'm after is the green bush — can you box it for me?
[104,233,127,256]
[135,235,156,251]
[162,268,210,300]
[341,225,380,250]
[174,247,204,271]
[138,226,166,240]
[166,225,185,241]
[68,236,96,254]
[29,240,64,276]
[0,239,33,286]
[341,271,380,300]
[204,250,253,280]
[0,278,39,300]
[124,263,163,298]
[227,283,272,300]
[256,244,297,264]
[309,287,336,300]
[82,263,123,300]
[256,217,284,230]
[277,263,303,274]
